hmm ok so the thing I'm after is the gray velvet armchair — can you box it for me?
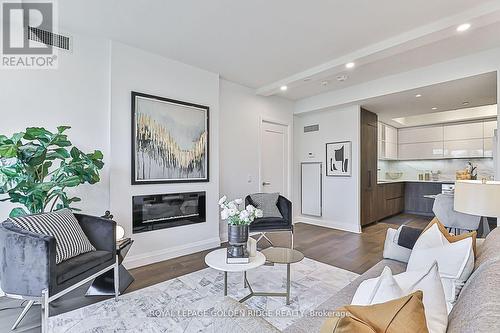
[0,213,118,333]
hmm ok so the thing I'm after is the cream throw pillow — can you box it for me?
[352,262,448,333]
[408,223,474,309]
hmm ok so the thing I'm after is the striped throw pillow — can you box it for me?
[9,208,96,264]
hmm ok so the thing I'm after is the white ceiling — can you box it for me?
[361,72,497,127]
[58,0,500,100]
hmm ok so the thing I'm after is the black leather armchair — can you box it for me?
[245,195,293,248]
[0,213,117,332]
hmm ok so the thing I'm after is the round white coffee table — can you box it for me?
[205,248,266,298]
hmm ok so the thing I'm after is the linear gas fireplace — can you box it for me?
[132,192,206,234]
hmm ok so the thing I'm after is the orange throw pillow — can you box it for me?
[320,291,428,333]
[423,218,477,257]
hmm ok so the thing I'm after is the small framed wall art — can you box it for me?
[325,141,351,177]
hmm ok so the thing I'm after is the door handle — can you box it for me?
[262,182,271,186]
[368,171,372,188]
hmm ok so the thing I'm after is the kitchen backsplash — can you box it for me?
[378,158,495,181]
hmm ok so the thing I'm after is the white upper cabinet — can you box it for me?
[378,122,398,160]
[398,125,443,144]
[443,139,484,158]
[385,142,398,159]
[398,142,443,160]
[484,120,497,138]
[395,120,495,160]
[385,125,398,144]
[484,138,494,157]
[444,122,483,141]
[378,122,384,141]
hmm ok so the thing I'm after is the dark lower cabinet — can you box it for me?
[377,183,405,221]
[404,182,443,216]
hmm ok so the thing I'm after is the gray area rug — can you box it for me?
[50,257,359,332]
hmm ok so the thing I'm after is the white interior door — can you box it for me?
[260,121,288,195]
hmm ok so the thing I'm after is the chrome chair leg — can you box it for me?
[261,233,274,246]
[11,300,35,330]
[41,289,49,333]
[290,231,294,249]
[114,257,120,301]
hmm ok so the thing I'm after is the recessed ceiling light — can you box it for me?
[345,62,355,69]
[432,107,438,110]
[280,85,288,91]
[456,23,471,32]
[415,94,422,98]
[321,80,329,86]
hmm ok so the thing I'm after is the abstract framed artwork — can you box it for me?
[326,141,351,177]
[131,91,209,184]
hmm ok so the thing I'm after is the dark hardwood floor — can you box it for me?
[0,214,430,332]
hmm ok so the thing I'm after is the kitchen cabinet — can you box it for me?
[443,139,484,158]
[377,182,405,220]
[361,109,378,226]
[404,182,442,216]
[444,122,483,141]
[396,120,495,160]
[378,122,398,160]
[484,120,497,138]
[398,142,444,160]
[385,142,398,159]
[398,125,443,144]
[385,125,398,143]
[484,138,494,157]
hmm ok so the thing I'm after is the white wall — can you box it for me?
[219,80,294,240]
[293,106,361,233]
[109,42,220,268]
[0,32,111,218]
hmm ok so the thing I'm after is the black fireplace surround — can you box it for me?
[132,192,206,234]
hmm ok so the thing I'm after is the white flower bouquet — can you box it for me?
[219,196,263,225]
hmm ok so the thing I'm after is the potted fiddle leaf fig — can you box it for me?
[0,126,104,217]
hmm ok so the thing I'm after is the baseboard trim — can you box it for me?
[123,237,221,269]
[295,216,361,233]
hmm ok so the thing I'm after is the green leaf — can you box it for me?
[70,147,81,160]
[0,144,18,158]
[59,175,81,187]
[9,207,28,218]
[89,150,104,160]
[0,166,18,177]
[11,132,25,144]
[57,126,71,134]
[24,127,52,141]
[25,147,47,166]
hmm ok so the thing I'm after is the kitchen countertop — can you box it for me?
[377,179,455,184]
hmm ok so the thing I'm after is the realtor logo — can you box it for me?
[1,1,58,69]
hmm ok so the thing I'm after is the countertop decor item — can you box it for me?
[0,126,104,218]
[219,196,263,263]
[385,171,403,180]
